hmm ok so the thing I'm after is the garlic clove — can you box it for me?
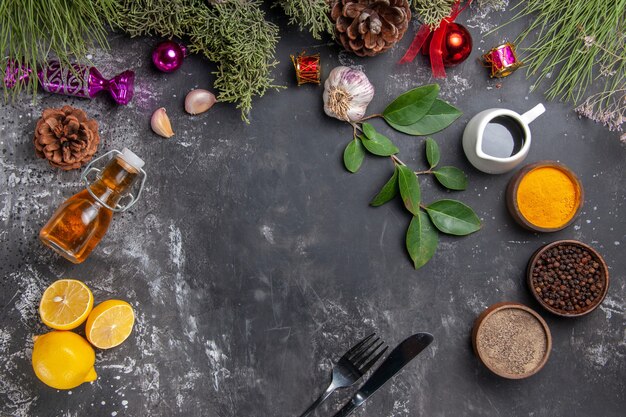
[185,89,217,115]
[151,107,174,138]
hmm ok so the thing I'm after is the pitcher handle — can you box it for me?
[520,103,546,125]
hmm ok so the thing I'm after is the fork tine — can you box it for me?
[343,333,375,358]
[352,339,385,368]
[358,345,388,374]
[347,336,380,362]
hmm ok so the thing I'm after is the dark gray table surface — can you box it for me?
[1,4,625,417]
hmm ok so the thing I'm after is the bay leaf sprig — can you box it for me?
[343,84,462,173]
[340,84,481,269]
[375,139,480,268]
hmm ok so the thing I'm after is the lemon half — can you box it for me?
[85,300,135,349]
[39,279,94,330]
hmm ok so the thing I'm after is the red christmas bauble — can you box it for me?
[423,23,473,67]
[443,23,472,66]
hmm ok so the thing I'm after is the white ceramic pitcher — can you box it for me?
[462,103,546,174]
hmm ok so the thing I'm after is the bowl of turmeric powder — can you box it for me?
[506,161,584,232]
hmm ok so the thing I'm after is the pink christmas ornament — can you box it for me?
[4,60,134,105]
[152,41,188,73]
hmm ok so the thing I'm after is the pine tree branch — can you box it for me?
[114,0,282,123]
[411,0,455,28]
[0,0,118,100]
[274,0,335,40]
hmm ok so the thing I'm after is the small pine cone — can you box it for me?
[331,0,411,57]
[34,105,100,171]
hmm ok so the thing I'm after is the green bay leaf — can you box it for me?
[343,139,365,173]
[387,99,462,136]
[383,84,439,126]
[362,122,376,140]
[370,166,399,206]
[426,199,481,236]
[433,166,468,190]
[406,211,439,269]
[425,137,440,169]
[398,165,421,215]
[360,133,399,156]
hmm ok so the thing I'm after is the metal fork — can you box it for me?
[298,333,388,417]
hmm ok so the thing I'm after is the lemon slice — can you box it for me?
[39,279,94,330]
[85,300,135,349]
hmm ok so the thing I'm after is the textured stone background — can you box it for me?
[1,3,625,417]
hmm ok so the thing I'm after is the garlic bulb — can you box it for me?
[151,107,174,138]
[185,89,217,115]
[323,66,375,122]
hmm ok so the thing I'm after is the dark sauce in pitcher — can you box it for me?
[481,116,525,158]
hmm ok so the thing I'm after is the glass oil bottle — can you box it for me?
[39,148,146,263]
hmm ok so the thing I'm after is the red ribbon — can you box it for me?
[399,0,471,78]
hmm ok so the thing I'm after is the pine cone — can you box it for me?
[34,106,100,171]
[331,0,411,57]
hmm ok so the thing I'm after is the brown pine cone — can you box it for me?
[34,105,100,171]
[331,0,411,57]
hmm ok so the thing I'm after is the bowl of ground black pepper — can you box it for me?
[472,302,551,379]
[528,240,609,317]
[506,161,584,233]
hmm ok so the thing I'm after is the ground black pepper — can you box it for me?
[530,243,606,314]
[476,308,548,376]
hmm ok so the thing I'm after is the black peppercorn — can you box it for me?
[530,243,607,315]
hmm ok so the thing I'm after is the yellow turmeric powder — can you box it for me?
[516,167,580,228]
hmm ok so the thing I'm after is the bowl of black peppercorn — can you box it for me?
[527,240,609,317]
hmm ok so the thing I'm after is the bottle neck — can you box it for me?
[88,156,140,209]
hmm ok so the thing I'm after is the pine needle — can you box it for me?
[513,0,626,132]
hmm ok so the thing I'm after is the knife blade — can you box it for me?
[331,332,434,417]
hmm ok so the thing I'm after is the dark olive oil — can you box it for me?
[481,116,525,158]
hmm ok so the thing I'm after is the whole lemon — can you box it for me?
[32,331,97,390]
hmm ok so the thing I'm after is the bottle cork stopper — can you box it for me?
[120,148,145,170]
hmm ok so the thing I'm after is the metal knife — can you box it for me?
[331,332,434,417]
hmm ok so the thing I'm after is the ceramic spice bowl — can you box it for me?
[527,240,609,317]
[472,302,552,379]
[506,161,584,232]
